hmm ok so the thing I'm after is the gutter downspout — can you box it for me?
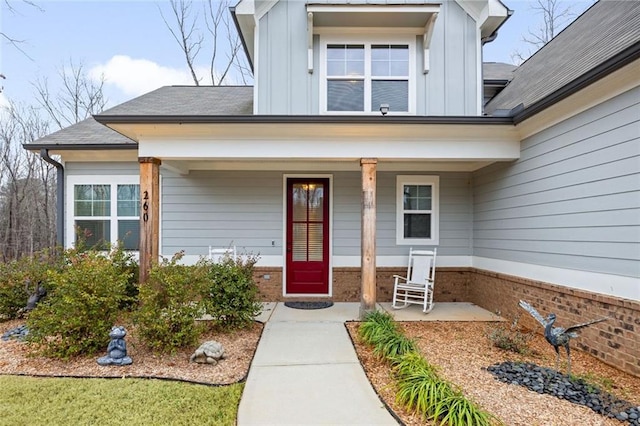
[40,149,64,248]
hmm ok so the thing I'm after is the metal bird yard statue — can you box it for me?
[518,300,608,375]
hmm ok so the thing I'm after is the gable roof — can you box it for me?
[99,86,254,117]
[485,1,640,120]
[25,117,136,150]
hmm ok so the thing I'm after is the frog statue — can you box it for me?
[97,326,133,366]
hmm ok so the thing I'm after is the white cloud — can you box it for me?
[89,55,210,99]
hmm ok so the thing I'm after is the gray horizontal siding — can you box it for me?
[163,170,473,259]
[65,162,138,175]
[472,87,640,278]
[162,171,283,256]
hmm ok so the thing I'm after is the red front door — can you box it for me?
[286,178,330,295]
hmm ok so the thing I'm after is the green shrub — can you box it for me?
[486,315,534,355]
[199,253,262,330]
[0,249,63,320]
[108,243,140,309]
[372,331,417,361]
[26,248,131,358]
[134,252,206,353]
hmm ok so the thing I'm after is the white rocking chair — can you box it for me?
[392,248,437,313]
[208,245,236,263]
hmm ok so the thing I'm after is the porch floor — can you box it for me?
[255,301,503,323]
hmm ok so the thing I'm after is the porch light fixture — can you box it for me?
[380,104,389,116]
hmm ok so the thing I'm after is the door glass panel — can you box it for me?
[308,185,324,221]
[308,223,323,261]
[292,223,307,261]
[292,184,308,221]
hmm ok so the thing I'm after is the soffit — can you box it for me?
[306,4,440,29]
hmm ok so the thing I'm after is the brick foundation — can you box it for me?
[468,268,640,377]
[253,265,639,377]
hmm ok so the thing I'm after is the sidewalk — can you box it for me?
[237,302,398,425]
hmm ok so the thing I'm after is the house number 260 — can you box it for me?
[143,191,149,222]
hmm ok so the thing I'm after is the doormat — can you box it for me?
[284,301,334,310]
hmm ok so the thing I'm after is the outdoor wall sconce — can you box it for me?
[380,104,389,115]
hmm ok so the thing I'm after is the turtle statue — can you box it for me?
[190,341,225,365]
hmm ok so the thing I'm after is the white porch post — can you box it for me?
[360,158,377,319]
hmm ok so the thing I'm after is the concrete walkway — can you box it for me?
[237,302,397,425]
[238,301,501,425]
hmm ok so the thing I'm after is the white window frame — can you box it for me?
[396,175,439,245]
[320,34,416,115]
[66,175,140,250]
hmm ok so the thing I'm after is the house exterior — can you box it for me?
[26,0,639,376]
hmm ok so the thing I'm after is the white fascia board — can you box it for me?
[234,0,256,65]
[138,138,520,162]
[473,257,640,302]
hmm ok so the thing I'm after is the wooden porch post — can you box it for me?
[139,157,161,284]
[360,158,377,319]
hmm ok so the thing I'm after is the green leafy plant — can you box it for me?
[358,310,397,345]
[486,315,534,355]
[433,390,496,426]
[0,248,63,320]
[373,331,417,360]
[26,248,131,358]
[134,252,206,353]
[359,311,501,426]
[199,253,262,330]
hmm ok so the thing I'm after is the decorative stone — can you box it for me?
[190,341,225,365]
[97,326,132,366]
[1,324,29,341]
[487,361,639,424]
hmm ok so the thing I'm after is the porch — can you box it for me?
[255,301,503,323]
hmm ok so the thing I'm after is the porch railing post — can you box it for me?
[139,157,161,284]
[360,158,377,319]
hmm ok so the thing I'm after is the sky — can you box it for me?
[0,0,594,112]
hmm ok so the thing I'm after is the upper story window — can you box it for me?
[321,36,416,114]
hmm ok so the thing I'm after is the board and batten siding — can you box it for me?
[256,0,479,115]
[472,87,640,287]
[162,170,473,263]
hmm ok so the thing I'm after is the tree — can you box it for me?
[0,103,54,260]
[511,0,593,64]
[159,0,252,86]
[33,60,107,130]
[1,0,43,85]
[0,62,106,260]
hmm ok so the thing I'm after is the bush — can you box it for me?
[486,315,534,355]
[26,248,131,358]
[199,253,262,330]
[0,249,63,320]
[134,252,206,353]
[108,243,140,309]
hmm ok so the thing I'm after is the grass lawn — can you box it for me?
[0,376,243,425]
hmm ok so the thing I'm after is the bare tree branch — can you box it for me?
[510,0,592,65]
[161,0,252,86]
[159,0,203,85]
[33,60,107,129]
